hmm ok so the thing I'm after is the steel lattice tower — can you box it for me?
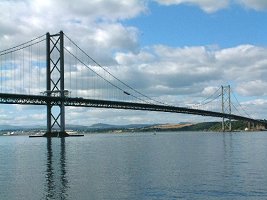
[221,85,232,132]
[43,31,68,137]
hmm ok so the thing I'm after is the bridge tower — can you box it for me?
[221,85,232,132]
[43,31,68,137]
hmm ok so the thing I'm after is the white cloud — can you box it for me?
[155,0,230,13]
[239,98,267,119]
[115,45,221,96]
[113,43,267,119]
[215,45,267,82]
[237,0,267,10]
[242,98,267,106]
[155,0,267,12]
[202,86,220,96]
[54,0,147,21]
[0,0,145,57]
[64,107,201,125]
[236,80,267,96]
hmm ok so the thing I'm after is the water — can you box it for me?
[1,132,267,200]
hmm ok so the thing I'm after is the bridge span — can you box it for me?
[1,31,266,136]
[1,93,266,127]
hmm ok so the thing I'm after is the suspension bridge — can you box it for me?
[0,31,266,137]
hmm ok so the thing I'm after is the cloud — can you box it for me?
[0,0,145,59]
[49,0,147,21]
[154,0,230,13]
[237,0,267,11]
[113,43,267,117]
[65,107,203,125]
[240,98,267,119]
[236,80,267,96]
[242,98,267,106]
[154,0,267,12]
[215,45,267,82]
[201,86,220,96]
[115,45,215,95]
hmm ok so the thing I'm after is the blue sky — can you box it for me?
[125,2,267,48]
[1,0,267,126]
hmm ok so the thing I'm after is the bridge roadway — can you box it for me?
[0,93,266,126]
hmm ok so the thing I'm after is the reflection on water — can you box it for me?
[44,138,69,199]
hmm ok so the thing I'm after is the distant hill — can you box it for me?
[0,120,256,134]
[0,125,22,131]
[0,125,43,131]
[127,121,250,132]
[89,123,117,129]
[84,123,155,132]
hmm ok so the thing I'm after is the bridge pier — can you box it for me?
[43,131,70,137]
[246,121,267,131]
[247,121,254,131]
[221,85,232,132]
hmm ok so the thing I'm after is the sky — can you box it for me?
[1,0,267,127]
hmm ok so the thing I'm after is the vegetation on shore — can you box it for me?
[128,120,249,132]
[0,120,264,136]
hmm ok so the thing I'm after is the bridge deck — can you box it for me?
[0,93,266,125]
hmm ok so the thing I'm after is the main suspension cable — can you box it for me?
[0,38,46,57]
[64,46,151,104]
[63,33,166,105]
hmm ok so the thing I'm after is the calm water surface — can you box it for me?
[1,131,267,200]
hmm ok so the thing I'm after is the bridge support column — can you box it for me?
[221,85,232,132]
[247,121,251,130]
[43,31,68,137]
[251,122,255,131]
